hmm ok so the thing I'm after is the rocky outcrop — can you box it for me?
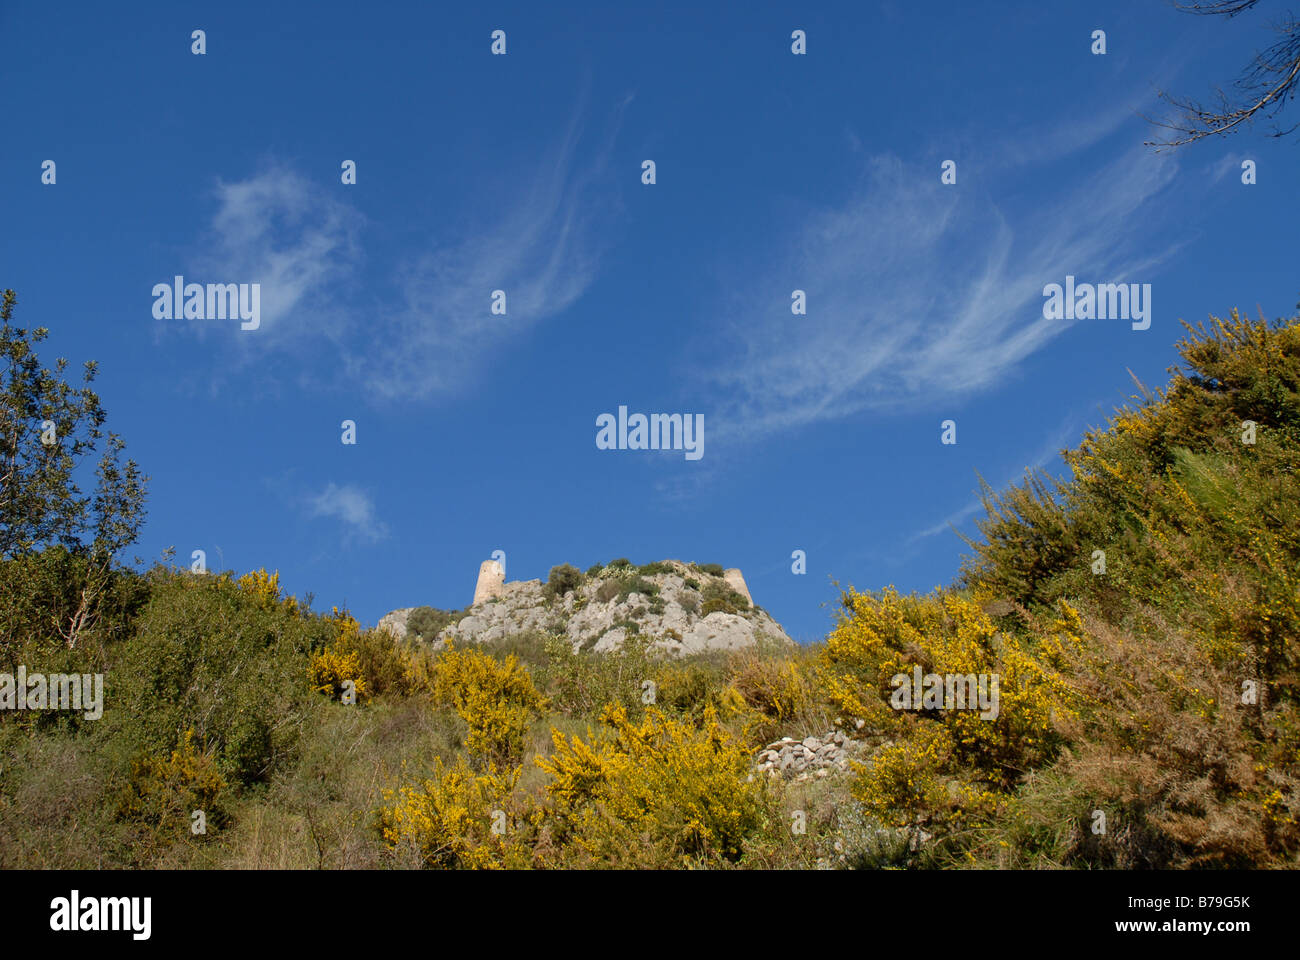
[377,607,416,639]
[380,559,792,655]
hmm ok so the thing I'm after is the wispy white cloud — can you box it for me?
[351,111,620,400]
[305,483,388,543]
[186,99,621,399]
[989,96,1145,171]
[1210,151,1249,185]
[697,144,1185,446]
[193,166,363,341]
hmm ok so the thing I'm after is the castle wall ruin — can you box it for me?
[723,568,753,605]
[471,558,753,607]
[473,559,505,605]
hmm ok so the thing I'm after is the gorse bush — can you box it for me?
[946,306,1300,866]
[377,757,529,869]
[308,609,370,703]
[537,703,774,866]
[116,729,228,842]
[428,642,546,768]
[822,589,1074,785]
[235,568,298,616]
[725,648,822,743]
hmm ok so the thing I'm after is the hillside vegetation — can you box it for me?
[1,294,1297,868]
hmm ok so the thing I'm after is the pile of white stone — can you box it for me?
[755,730,865,782]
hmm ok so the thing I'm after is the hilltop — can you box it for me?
[378,559,793,654]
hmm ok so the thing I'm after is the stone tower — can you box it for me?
[473,559,505,605]
[723,568,753,605]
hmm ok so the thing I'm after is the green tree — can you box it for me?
[0,288,148,652]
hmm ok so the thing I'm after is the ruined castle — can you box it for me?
[471,559,753,606]
[376,557,790,654]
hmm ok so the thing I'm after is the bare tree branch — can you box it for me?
[1146,5,1300,148]
[1172,0,1263,18]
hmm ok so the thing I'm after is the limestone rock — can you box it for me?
[379,558,793,657]
[376,607,415,639]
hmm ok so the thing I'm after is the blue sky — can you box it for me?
[3,1,1297,643]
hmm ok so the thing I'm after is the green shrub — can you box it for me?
[696,563,725,577]
[541,634,660,719]
[546,563,584,599]
[0,548,150,717]
[653,656,731,720]
[475,630,553,672]
[619,577,659,603]
[116,730,229,841]
[109,569,325,786]
[701,580,748,616]
[406,605,465,640]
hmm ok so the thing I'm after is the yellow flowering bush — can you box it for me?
[821,587,1073,782]
[537,703,773,865]
[377,757,528,869]
[118,729,227,835]
[307,607,369,702]
[233,567,299,616]
[308,647,367,701]
[850,722,1003,832]
[429,642,546,767]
